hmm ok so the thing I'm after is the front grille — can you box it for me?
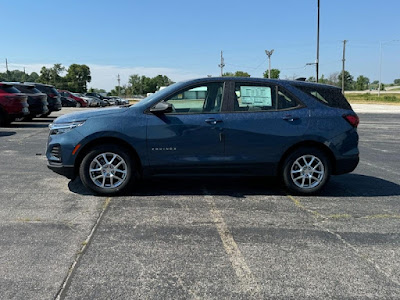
[50,145,61,161]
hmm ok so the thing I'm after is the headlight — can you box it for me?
[49,121,85,135]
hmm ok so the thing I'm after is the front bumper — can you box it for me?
[47,162,75,179]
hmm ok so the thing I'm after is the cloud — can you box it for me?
[4,62,207,91]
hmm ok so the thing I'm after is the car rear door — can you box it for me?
[221,81,310,174]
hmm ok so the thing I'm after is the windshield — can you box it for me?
[132,82,184,108]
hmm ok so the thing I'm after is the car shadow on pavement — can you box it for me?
[8,123,51,128]
[67,173,400,198]
[0,131,16,137]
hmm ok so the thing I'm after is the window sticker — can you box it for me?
[240,86,272,106]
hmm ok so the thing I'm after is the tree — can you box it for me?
[222,71,250,77]
[338,70,354,91]
[38,63,66,88]
[65,64,91,93]
[355,75,370,91]
[394,79,400,85]
[263,68,280,79]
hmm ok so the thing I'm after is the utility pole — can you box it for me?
[316,0,320,83]
[5,58,8,72]
[117,74,121,97]
[378,42,383,97]
[265,49,274,78]
[341,40,347,94]
[218,51,225,76]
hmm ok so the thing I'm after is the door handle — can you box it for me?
[205,118,222,125]
[282,115,299,122]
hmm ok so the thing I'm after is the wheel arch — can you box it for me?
[277,140,336,176]
[74,137,143,177]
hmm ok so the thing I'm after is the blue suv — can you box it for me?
[46,77,359,195]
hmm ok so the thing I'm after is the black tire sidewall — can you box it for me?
[282,147,331,195]
[79,145,134,195]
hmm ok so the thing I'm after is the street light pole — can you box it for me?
[265,49,274,78]
[378,39,400,97]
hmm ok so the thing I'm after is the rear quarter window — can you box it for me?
[295,85,352,110]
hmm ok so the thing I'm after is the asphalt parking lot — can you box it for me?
[1,105,400,299]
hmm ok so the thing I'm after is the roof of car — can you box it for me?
[2,82,36,88]
[182,77,340,90]
[24,82,56,88]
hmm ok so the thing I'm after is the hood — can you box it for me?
[54,107,129,123]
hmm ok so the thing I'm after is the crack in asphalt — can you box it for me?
[287,194,400,288]
[54,197,112,300]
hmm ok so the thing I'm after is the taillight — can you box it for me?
[343,114,359,128]
[5,94,28,103]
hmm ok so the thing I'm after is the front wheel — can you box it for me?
[79,145,135,195]
[282,147,331,195]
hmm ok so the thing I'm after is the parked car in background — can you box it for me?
[85,95,107,107]
[61,96,78,107]
[110,96,129,105]
[85,92,113,105]
[46,77,359,196]
[12,83,48,120]
[58,90,88,107]
[0,82,29,126]
[28,83,62,116]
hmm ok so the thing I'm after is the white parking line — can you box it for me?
[203,194,260,296]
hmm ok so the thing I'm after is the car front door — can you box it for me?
[222,81,310,174]
[146,82,227,172]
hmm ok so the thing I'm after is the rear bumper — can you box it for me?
[334,155,359,175]
[47,162,75,179]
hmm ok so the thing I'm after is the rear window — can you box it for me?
[14,85,41,94]
[35,85,60,95]
[0,85,21,94]
[295,85,352,110]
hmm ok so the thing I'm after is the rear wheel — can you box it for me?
[282,147,331,195]
[79,144,135,195]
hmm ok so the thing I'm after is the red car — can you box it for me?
[0,82,29,126]
[58,90,88,107]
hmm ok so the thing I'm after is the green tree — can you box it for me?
[65,64,91,93]
[394,79,400,85]
[38,63,66,88]
[222,71,250,77]
[263,68,280,79]
[338,71,354,91]
[355,75,370,91]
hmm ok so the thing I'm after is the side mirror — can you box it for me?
[150,101,172,114]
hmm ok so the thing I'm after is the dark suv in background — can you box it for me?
[47,77,359,195]
[29,83,62,116]
[12,83,48,120]
[0,82,29,126]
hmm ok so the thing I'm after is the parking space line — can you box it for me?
[203,194,260,296]
[54,197,112,300]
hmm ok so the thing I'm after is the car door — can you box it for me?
[146,81,227,172]
[222,81,310,174]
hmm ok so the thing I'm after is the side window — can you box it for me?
[277,88,300,110]
[233,84,276,112]
[165,83,224,114]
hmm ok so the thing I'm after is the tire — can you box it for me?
[79,144,135,195]
[282,147,331,195]
[76,102,81,107]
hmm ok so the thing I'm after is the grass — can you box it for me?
[345,93,400,104]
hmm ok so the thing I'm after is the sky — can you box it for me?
[1,0,399,91]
